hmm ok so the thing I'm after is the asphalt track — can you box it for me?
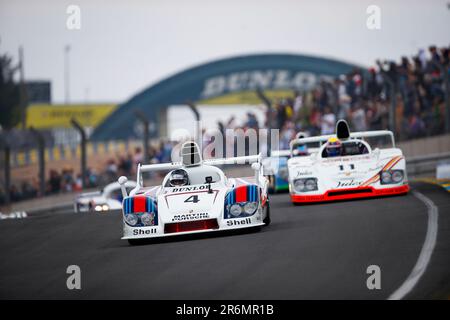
[0,182,448,299]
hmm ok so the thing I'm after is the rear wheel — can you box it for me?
[263,202,271,226]
[268,176,276,194]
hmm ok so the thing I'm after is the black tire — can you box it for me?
[268,176,276,194]
[249,226,262,232]
[263,201,271,226]
[128,239,144,246]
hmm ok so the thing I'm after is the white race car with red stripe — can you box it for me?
[287,120,409,204]
[118,141,270,245]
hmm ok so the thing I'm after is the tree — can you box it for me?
[0,48,20,130]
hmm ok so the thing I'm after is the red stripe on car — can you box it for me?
[235,186,247,202]
[133,196,146,212]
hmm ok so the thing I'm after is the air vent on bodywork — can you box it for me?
[336,119,350,140]
[181,141,202,166]
[164,219,219,234]
[328,188,372,197]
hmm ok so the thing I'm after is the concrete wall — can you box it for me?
[398,134,450,158]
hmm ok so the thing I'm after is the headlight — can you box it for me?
[243,202,258,215]
[294,179,305,192]
[102,204,109,211]
[94,205,103,212]
[294,178,317,192]
[391,170,404,183]
[305,179,317,191]
[124,214,138,226]
[229,204,242,217]
[141,212,155,226]
[380,171,392,184]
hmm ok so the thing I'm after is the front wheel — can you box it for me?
[128,239,144,246]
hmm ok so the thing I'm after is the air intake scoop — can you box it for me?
[336,119,351,140]
[181,141,203,166]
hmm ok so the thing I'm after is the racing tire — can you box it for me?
[267,176,276,194]
[263,202,271,226]
[128,239,145,246]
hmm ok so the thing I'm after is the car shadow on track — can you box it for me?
[113,226,264,247]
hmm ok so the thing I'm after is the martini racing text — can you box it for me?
[172,212,209,221]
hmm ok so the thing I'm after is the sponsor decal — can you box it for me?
[296,171,313,177]
[369,164,384,171]
[323,155,371,163]
[200,70,320,99]
[336,180,362,188]
[300,195,325,201]
[226,217,252,226]
[171,185,208,193]
[172,212,209,222]
[26,103,117,129]
[133,228,157,235]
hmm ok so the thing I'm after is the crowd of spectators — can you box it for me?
[266,45,449,149]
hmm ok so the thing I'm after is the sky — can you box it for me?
[0,0,449,104]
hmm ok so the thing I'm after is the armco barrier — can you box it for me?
[406,152,450,178]
[398,133,450,158]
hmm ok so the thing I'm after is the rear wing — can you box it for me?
[76,191,101,199]
[269,149,291,158]
[136,154,262,186]
[290,130,395,154]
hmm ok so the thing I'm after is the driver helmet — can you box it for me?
[326,137,343,157]
[293,144,308,157]
[169,169,189,187]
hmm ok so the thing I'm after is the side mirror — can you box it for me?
[118,176,128,198]
[118,176,128,185]
[251,162,261,185]
[205,176,213,193]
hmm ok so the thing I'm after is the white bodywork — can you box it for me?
[74,180,137,212]
[287,130,409,203]
[121,143,269,241]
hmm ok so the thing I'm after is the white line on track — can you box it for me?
[388,191,439,300]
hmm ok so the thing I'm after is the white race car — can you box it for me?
[118,141,270,245]
[74,180,137,212]
[287,120,409,204]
